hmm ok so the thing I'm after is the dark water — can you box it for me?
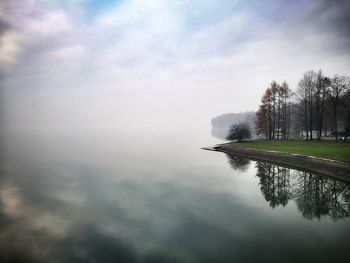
[0,130,350,263]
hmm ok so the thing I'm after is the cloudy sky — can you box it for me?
[1,0,350,133]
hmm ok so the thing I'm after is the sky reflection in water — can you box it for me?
[0,131,350,263]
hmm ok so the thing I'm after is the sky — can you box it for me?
[1,0,350,133]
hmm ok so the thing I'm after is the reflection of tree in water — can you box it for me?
[256,162,292,208]
[254,161,350,221]
[292,171,350,221]
[225,154,251,172]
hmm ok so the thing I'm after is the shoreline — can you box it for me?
[203,142,350,183]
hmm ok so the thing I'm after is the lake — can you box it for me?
[0,129,349,262]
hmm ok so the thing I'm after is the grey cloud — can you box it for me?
[280,0,350,52]
[314,0,350,31]
[0,19,9,35]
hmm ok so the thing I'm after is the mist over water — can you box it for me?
[1,125,350,262]
[1,0,350,261]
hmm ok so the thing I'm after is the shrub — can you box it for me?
[226,122,252,142]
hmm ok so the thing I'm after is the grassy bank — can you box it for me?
[234,140,350,164]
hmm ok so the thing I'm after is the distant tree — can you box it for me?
[226,122,252,142]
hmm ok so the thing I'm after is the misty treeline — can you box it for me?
[255,70,350,141]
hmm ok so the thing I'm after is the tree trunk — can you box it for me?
[268,105,272,140]
[318,116,323,141]
[345,112,350,141]
[272,101,276,140]
[277,101,280,140]
[284,97,287,139]
[309,104,313,140]
[334,104,338,141]
[287,103,290,139]
[304,101,309,139]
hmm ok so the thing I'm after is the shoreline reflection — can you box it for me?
[226,154,350,221]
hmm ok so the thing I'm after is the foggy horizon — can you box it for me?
[1,0,350,133]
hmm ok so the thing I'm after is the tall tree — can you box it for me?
[256,81,292,140]
[314,71,330,141]
[256,87,273,139]
[296,79,309,139]
[280,81,291,139]
[328,75,348,141]
[296,71,317,139]
[256,104,268,138]
[340,77,350,141]
[270,81,279,139]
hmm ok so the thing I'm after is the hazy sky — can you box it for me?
[1,0,350,132]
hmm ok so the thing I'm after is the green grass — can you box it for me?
[235,140,350,163]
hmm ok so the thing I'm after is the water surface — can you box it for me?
[0,130,349,262]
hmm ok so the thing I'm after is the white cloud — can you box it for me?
[51,44,86,60]
[0,14,74,67]
[0,31,22,65]
[26,11,73,37]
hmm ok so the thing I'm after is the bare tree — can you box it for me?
[256,81,292,140]
[314,71,330,141]
[328,75,348,141]
[296,71,317,139]
[340,77,350,140]
[280,81,291,139]
[255,70,349,141]
[270,81,279,139]
[296,79,309,139]
[256,104,268,138]
[256,87,273,139]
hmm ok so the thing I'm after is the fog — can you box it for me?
[1,0,350,137]
[1,3,350,262]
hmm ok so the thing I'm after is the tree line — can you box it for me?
[255,70,350,141]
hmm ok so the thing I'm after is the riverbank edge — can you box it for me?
[203,142,350,183]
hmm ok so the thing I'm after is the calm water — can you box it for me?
[0,130,350,263]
